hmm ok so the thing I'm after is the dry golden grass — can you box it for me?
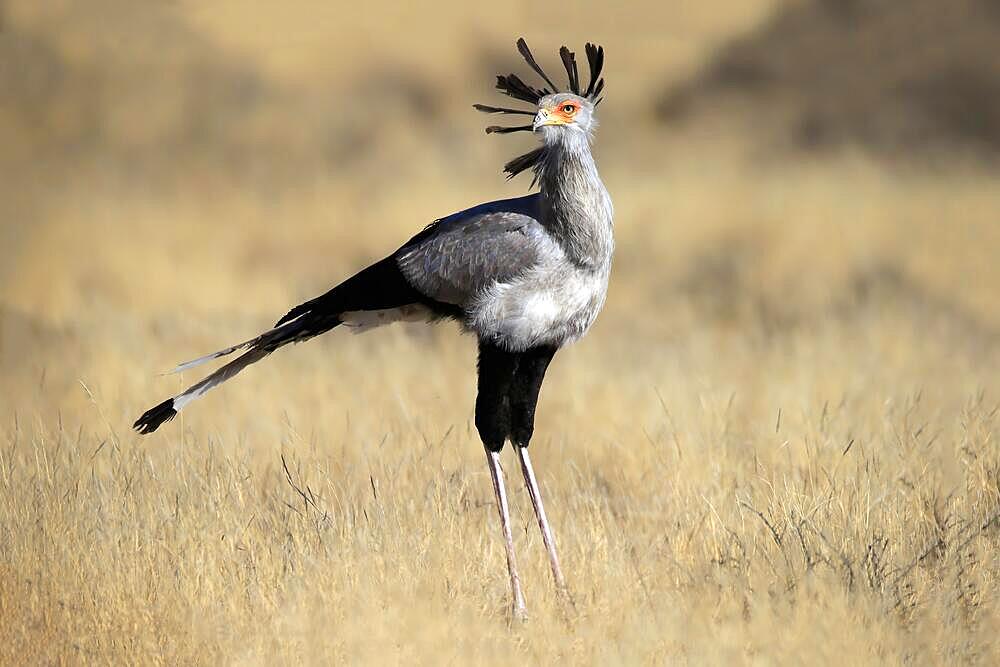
[1,0,999,664]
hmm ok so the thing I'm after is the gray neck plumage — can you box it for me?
[537,131,614,270]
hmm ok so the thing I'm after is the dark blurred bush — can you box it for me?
[657,0,1000,159]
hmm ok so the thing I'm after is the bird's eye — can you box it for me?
[562,104,576,114]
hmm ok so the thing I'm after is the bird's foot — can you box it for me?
[557,584,577,612]
[511,601,529,625]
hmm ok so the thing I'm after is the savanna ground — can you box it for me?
[1,0,999,663]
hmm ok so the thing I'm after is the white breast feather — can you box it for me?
[470,266,608,351]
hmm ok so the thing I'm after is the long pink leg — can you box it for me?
[515,446,568,595]
[485,449,527,620]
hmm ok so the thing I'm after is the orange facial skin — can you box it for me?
[547,101,579,125]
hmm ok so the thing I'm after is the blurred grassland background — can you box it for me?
[1,0,999,663]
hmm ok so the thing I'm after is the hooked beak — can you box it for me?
[533,108,566,131]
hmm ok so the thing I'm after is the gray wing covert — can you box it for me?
[395,211,546,307]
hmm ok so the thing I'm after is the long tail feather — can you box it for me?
[133,398,177,434]
[134,323,316,434]
[134,256,428,435]
[168,327,286,374]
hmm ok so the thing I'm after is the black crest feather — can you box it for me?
[559,47,580,95]
[495,73,544,104]
[584,43,605,98]
[485,124,533,134]
[516,38,559,94]
[475,38,606,182]
[592,78,605,105]
[472,104,535,116]
[503,147,547,183]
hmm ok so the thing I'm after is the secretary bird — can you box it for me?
[134,38,612,619]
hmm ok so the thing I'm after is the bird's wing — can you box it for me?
[395,198,549,307]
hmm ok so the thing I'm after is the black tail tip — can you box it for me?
[133,398,177,435]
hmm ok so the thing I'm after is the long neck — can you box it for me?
[537,132,614,269]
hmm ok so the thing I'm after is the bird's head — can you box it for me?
[533,93,597,141]
[474,39,605,180]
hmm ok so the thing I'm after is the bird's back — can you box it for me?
[396,194,548,306]
[396,190,610,351]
